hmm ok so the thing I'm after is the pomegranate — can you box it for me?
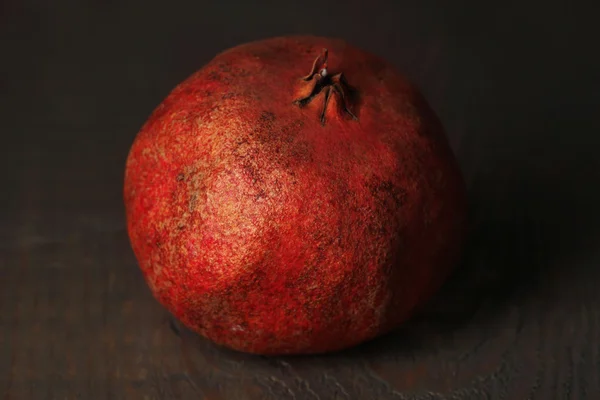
[124,36,467,355]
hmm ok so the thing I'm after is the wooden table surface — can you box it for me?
[2,1,600,399]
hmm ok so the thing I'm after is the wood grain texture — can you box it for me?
[2,0,599,398]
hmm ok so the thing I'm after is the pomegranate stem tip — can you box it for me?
[293,49,358,126]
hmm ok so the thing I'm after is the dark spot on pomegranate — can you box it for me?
[241,159,263,184]
[259,111,276,124]
[368,178,406,209]
[188,193,198,212]
[255,189,267,201]
[234,135,249,146]
[366,218,388,237]
[176,173,185,182]
[222,93,236,99]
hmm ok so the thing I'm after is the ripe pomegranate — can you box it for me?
[124,36,467,355]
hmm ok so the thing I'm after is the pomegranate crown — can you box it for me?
[293,48,358,126]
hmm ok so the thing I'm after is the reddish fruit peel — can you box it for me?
[124,36,467,355]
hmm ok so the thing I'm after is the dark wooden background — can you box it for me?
[2,1,600,398]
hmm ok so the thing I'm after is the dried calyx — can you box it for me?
[293,48,358,125]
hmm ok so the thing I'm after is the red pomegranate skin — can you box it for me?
[124,36,467,355]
